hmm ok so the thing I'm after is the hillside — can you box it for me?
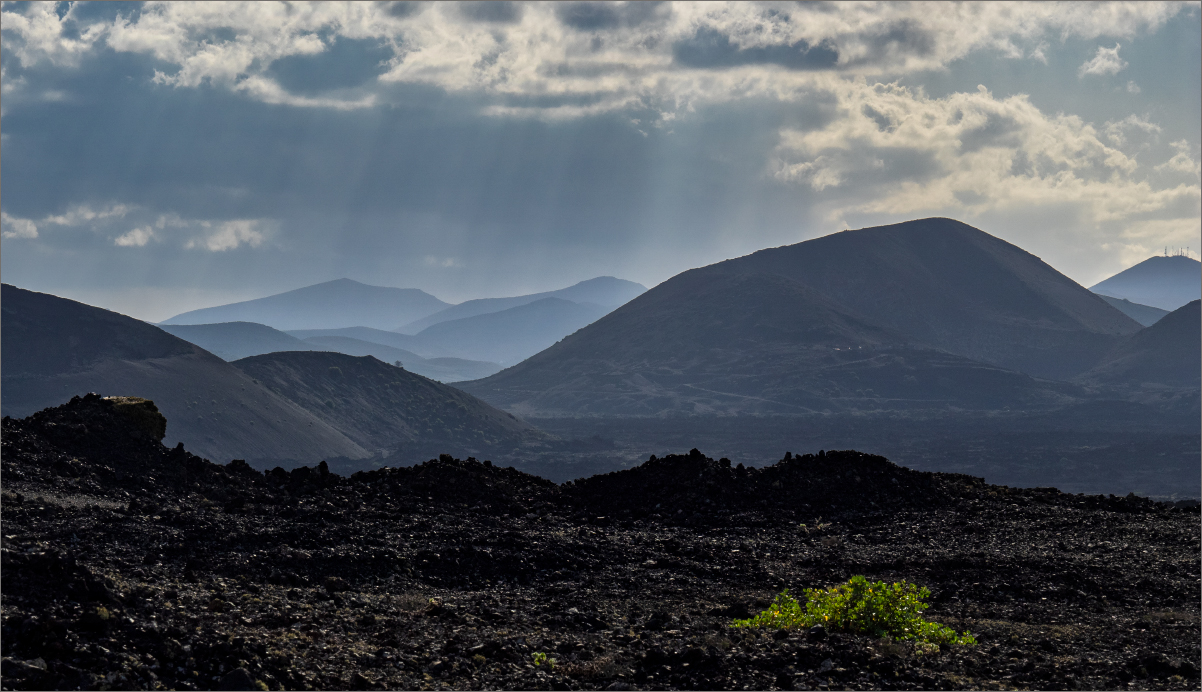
[299,336,502,382]
[460,219,1129,416]
[160,278,448,330]
[459,270,1081,417]
[1096,295,1170,327]
[230,351,541,463]
[408,297,611,365]
[1077,300,1201,389]
[398,276,645,334]
[158,322,314,360]
[1,284,368,463]
[287,326,421,352]
[1090,255,1201,311]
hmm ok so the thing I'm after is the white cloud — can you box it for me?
[2,2,1188,116]
[1126,80,1141,94]
[772,80,1199,233]
[43,203,132,227]
[1,211,39,239]
[1078,43,1127,77]
[185,219,273,252]
[1156,140,1202,179]
[114,226,157,247]
[1103,114,1161,147]
[424,255,462,268]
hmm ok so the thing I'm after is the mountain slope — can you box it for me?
[397,276,646,334]
[158,322,314,361]
[230,351,541,461]
[409,297,612,365]
[1090,255,1201,311]
[1095,295,1170,327]
[459,269,1081,417]
[459,219,1123,416]
[160,278,449,330]
[1076,300,1201,389]
[300,336,503,382]
[1,284,368,463]
[287,327,421,352]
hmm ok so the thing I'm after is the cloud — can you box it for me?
[43,203,132,227]
[1126,80,1141,93]
[114,226,156,247]
[1,211,39,239]
[423,255,463,268]
[2,2,1188,117]
[1156,140,1202,179]
[1078,43,1127,77]
[772,81,1200,231]
[185,219,273,252]
[1103,114,1161,147]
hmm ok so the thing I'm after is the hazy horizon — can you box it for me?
[2,1,1200,321]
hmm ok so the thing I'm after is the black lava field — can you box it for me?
[2,395,1198,691]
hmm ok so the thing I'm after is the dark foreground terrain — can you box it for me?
[2,396,1198,691]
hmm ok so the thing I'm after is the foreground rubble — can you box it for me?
[2,395,1198,690]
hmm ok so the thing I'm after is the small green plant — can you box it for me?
[532,652,555,669]
[731,575,976,646]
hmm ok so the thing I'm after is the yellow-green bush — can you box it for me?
[732,575,976,646]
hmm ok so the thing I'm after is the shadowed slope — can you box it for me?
[158,322,314,361]
[460,270,1079,417]
[1,284,368,463]
[1077,300,1201,389]
[1095,295,1170,327]
[230,351,542,463]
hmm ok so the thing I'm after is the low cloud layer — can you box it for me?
[1,1,1199,319]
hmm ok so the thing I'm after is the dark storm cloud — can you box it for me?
[555,2,667,31]
[672,27,839,71]
[457,1,523,24]
[378,1,426,19]
[267,36,394,95]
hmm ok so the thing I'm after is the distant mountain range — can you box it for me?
[459,218,1153,417]
[2,285,537,465]
[159,276,647,368]
[160,278,449,330]
[159,322,500,382]
[1094,295,1170,327]
[398,276,646,333]
[1090,255,1201,311]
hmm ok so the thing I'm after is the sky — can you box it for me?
[2,1,1200,322]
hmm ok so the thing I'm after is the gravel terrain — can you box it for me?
[2,395,1198,691]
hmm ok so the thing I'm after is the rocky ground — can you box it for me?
[2,394,1199,691]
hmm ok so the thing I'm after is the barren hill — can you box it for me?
[230,351,542,464]
[1,284,367,463]
[1077,300,1201,389]
[459,219,1111,416]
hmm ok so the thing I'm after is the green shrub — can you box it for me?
[731,575,976,646]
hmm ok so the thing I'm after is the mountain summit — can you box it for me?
[1090,255,1202,312]
[161,279,449,331]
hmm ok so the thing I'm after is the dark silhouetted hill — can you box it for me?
[1091,255,1201,311]
[408,297,612,365]
[160,278,449,330]
[397,276,645,334]
[1095,295,1170,327]
[459,219,1129,416]
[1,284,368,463]
[230,351,542,462]
[1077,300,1201,389]
[459,267,1082,417]
[158,322,314,360]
